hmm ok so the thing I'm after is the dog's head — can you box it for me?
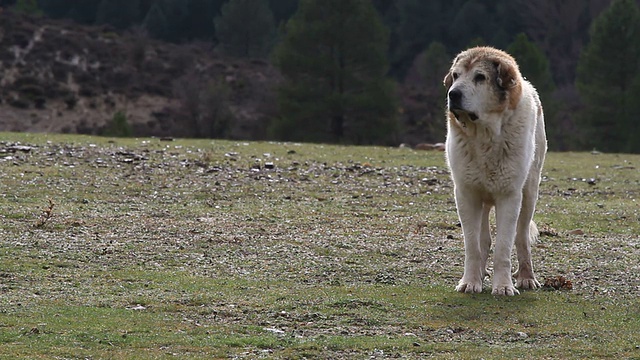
[443,47,522,123]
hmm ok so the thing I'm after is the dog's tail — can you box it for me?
[529,221,539,244]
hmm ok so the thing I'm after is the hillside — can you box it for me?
[0,11,280,139]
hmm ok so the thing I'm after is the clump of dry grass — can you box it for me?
[34,198,54,228]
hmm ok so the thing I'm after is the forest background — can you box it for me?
[2,0,640,153]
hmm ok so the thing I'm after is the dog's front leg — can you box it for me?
[455,188,484,294]
[492,193,522,296]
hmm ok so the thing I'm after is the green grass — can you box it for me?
[0,132,639,359]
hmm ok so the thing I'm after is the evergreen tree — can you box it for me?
[507,33,555,97]
[143,0,188,42]
[449,1,494,49]
[420,42,450,138]
[184,0,226,41]
[627,72,640,153]
[507,33,558,148]
[447,0,521,50]
[576,0,640,153]
[39,0,74,18]
[143,3,169,40]
[402,41,450,143]
[214,0,276,58]
[13,0,42,15]
[267,0,298,25]
[393,0,450,78]
[420,41,450,87]
[103,111,133,137]
[96,0,141,29]
[67,1,101,24]
[272,0,398,145]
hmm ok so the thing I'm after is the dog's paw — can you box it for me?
[491,284,520,296]
[516,277,541,290]
[456,280,483,294]
[514,269,541,290]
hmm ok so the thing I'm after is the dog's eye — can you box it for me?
[474,73,486,82]
[452,72,459,80]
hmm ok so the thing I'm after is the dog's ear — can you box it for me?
[493,57,522,109]
[443,71,453,89]
[494,59,518,89]
[444,54,461,89]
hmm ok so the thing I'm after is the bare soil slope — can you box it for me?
[0,12,279,139]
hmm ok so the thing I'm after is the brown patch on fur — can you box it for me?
[508,85,522,110]
[491,50,522,110]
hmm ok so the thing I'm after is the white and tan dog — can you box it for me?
[443,47,547,296]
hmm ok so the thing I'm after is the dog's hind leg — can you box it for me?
[480,203,492,279]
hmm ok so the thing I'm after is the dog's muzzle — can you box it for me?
[448,89,478,121]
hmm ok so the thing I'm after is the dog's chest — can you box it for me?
[448,133,527,194]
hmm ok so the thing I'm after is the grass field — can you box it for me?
[0,132,639,359]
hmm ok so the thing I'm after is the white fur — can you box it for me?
[445,50,547,296]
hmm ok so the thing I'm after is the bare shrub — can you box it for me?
[172,71,234,139]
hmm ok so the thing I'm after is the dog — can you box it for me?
[443,47,547,296]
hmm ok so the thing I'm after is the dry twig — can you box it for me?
[35,198,55,228]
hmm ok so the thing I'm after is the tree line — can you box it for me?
[4,0,640,153]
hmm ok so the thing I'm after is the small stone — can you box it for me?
[263,327,285,335]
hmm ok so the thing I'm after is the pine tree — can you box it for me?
[96,0,141,29]
[418,41,450,142]
[67,1,101,24]
[393,0,447,78]
[267,0,299,25]
[143,3,169,40]
[13,0,42,16]
[507,33,558,147]
[507,33,555,97]
[627,72,640,153]
[576,0,640,153]
[401,41,450,143]
[272,0,398,145]
[103,111,133,137]
[214,0,276,58]
[38,0,75,19]
[143,0,188,42]
[184,0,226,41]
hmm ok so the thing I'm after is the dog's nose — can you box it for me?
[448,89,462,107]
